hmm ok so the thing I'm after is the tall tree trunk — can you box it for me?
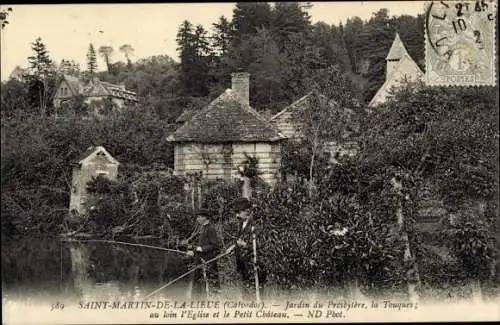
[197,183,202,209]
[38,84,44,116]
[242,176,252,199]
[391,176,420,303]
[105,56,111,72]
[308,141,318,198]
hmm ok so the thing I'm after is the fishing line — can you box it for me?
[61,239,190,256]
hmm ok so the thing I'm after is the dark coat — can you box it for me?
[196,222,221,260]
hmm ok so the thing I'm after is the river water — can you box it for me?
[2,237,192,302]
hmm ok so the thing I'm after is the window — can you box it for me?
[96,170,109,176]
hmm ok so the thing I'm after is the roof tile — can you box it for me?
[167,89,284,143]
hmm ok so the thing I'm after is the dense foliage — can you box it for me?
[1,107,177,238]
[253,83,498,298]
[1,3,498,300]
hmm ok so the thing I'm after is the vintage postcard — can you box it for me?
[1,1,499,324]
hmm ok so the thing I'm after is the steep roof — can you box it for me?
[175,109,198,123]
[167,89,284,143]
[369,53,424,107]
[63,75,84,95]
[56,75,138,102]
[269,92,313,122]
[74,146,119,165]
[386,33,410,60]
[86,80,138,102]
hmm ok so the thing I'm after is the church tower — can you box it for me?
[368,32,424,108]
[385,33,411,80]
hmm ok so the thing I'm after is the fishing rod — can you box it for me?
[143,244,236,299]
[61,239,191,256]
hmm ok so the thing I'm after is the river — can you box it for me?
[1,237,192,303]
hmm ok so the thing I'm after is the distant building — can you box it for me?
[269,93,311,139]
[269,93,359,163]
[167,72,285,185]
[53,75,138,112]
[69,146,119,216]
[8,66,26,82]
[368,33,424,107]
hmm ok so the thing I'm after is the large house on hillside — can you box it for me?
[368,33,424,107]
[53,75,138,112]
[167,73,285,185]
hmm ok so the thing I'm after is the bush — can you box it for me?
[1,107,176,239]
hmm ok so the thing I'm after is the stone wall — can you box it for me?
[173,141,281,185]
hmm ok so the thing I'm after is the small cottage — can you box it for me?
[269,92,312,139]
[368,33,424,107]
[167,72,285,185]
[53,75,138,111]
[69,146,119,216]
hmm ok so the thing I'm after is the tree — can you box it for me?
[211,16,233,56]
[231,2,272,46]
[176,21,212,97]
[26,37,56,116]
[310,22,350,72]
[271,2,311,51]
[0,7,12,29]
[292,65,360,197]
[225,27,286,110]
[360,83,498,300]
[59,59,80,77]
[87,43,98,74]
[342,16,364,73]
[98,45,114,73]
[119,44,135,68]
[1,79,32,115]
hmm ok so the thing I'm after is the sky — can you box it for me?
[0,2,427,81]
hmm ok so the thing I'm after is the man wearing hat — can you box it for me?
[232,197,267,301]
[184,208,221,297]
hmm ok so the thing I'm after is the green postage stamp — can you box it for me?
[425,0,497,86]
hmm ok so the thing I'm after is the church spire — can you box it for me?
[385,32,411,79]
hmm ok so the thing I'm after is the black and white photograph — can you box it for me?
[1,1,499,323]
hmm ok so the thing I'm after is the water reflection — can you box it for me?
[2,238,191,302]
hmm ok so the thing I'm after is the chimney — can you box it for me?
[231,72,250,106]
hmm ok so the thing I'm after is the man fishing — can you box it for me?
[182,208,221,298]
[231,197,267,301]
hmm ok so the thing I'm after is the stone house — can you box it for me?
[368,33,424,107]
[53,75,138,112]
[69,146,119,216]
[167,73,285,185]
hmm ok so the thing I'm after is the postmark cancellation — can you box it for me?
[425,0,497,86]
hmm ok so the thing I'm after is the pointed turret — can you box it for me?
[385,33,410,80]
[368,32,424,108]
